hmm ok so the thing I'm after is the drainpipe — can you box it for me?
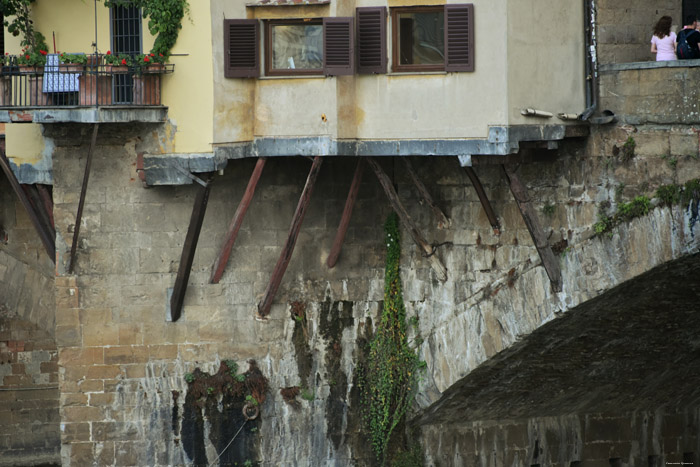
[579,0,598,121]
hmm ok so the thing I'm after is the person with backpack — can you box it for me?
[676,15,700,59]
[651,16,677,61]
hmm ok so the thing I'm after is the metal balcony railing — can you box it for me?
[0,54,174,108]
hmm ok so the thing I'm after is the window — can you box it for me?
[111,4,142,103]
[225,17,353,78]
[389,4,474,73]
[266,19,324,76]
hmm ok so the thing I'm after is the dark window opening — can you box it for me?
[266,19,324,76]
[111,4,141,103]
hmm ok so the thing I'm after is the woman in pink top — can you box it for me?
[651,16,677,61]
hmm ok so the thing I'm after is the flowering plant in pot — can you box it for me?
[103,51,132,72]
[134,51,167,74]
[58,53,87,72]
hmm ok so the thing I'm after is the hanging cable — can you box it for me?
[207,419,248,467]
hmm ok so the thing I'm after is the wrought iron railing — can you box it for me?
[0,54,174,108]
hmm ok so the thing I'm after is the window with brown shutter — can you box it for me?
[224,19,260,78]
[391,3,474,73]
[323,17,354,76]
[264,18,353,77]
[357,7,386,74]
[445,4,474,72]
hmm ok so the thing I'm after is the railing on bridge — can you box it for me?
[0,54,174,108]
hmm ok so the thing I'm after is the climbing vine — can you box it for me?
[358,213,425,464]
[104,0,189,58]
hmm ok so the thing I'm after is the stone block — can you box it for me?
[670,133,699,157]
[59,347,104,366]
[118,324,143,345]
[62,405,104,423]
[104,346,149,365]
[148,344,178,360]
[82,324,119,347]
[85,365,121,380]
[56,286,79,310]
[61,422,90,443]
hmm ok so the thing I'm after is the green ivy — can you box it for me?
[359,213,424,464]
[104,0,190,58]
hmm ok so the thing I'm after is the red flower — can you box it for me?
[121,58,127,65]
[149,53,154,57]
[144,56,150,63]
[106,50,112,55]
[39,50,47,55]
[25,55,30,60]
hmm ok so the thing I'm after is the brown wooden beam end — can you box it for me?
[68,123,99,274]
[402,158,450,229]
[0,152,55,262]
[258,156,323,319]
[368,158,448,282]
[170,174,215,322]
[210,157,267,284]
[502,164,562,292]
[327,159,364,269]
[462,165,500,232]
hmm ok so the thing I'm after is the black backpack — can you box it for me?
[677,29,699,59]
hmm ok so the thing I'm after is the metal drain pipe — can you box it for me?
[580,0,598,121]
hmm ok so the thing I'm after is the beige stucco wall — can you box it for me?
[506,0,586,124]
[4,0,213,167]
[212,0,510,145]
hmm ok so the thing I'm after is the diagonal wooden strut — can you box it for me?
[502,164,562,292]
[402,158,450,229]
[258,156,323,319]
[462,165,500,231]
[0,151,55,262]
[367,157,448,282]
[327,159,364,269]
[35,184,55,229]
[169,173,214,322]
[68,123,99,274]
[22,185,55,242]
[210,157,267,284]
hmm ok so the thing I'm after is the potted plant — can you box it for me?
[59,53,87,73]
[132,51,167,105]
[134,52,167,74]
[103,51,132,73]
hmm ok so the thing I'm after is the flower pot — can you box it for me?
[19,65,40,74]
[79,74,112,106]
[105,65,129,74]
[142,63,165,74]
[60,63,84,74]
[132,74,160,105]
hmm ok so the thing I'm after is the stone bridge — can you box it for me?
[1,70,700,466]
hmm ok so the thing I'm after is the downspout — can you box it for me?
[579,0,598,121]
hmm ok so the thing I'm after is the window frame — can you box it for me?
[391,5,446,73]
[264,18,325,77]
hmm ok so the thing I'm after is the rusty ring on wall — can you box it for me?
[242,401,259,420]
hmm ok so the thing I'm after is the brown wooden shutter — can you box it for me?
[323,17,354,76]
[444,4,474,72]
[356,7,386,74]
[224,19,259,78]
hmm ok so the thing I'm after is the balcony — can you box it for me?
[0,54,174,124]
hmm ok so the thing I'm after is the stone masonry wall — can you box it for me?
[597,0,681,64]
[420,409,700,467]
[45,121,700,465]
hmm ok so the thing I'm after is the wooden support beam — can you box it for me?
[402,158,450,229]
[169,174,214,322]
[258,156,323,319]
[327,159,364,269]
[367,158,448,282]
[502,164,562,292]
[68,123,99,274]
[0,151,55,262]
[210,157,266,284]
[462,165,500,232]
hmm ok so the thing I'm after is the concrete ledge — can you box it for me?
[0,106,168,124]
[600,58,700,73]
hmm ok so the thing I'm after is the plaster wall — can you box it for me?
[506,0,586,123]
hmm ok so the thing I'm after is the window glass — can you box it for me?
[397,10,444,66]
[270,23,323,71]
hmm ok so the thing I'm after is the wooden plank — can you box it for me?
[258,156,323,319]
[169,174,214,322]
[327,159,364,268]
[502,164,562,292]
[402,158,450,229]
[0,152,55,262]
[68,123,99,274]
[210,157,267,284]
[462,165,500,232]
[367,158,448,282]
